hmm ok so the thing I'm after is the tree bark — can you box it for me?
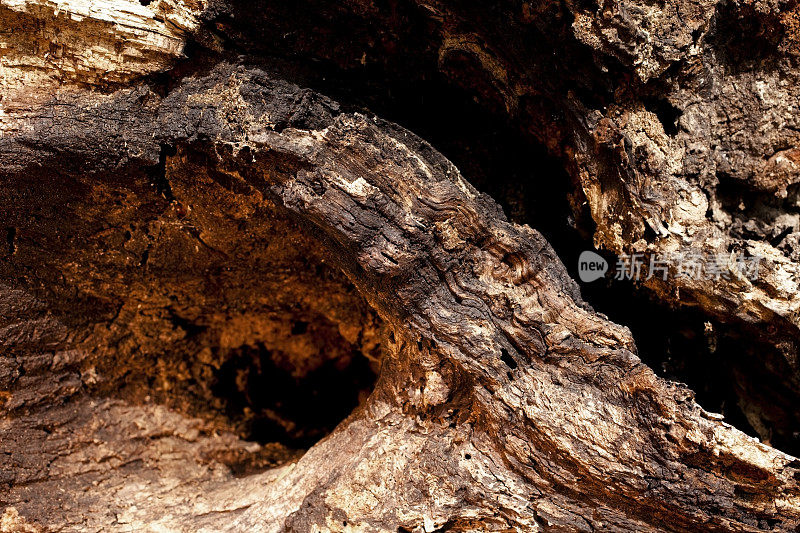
[3,1,800,532]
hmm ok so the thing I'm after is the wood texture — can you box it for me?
[3,0,800,531]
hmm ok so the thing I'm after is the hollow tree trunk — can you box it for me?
[3,1,800,532]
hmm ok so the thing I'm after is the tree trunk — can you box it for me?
[3,1,800,531]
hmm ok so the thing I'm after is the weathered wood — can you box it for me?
[1,61,798,531]
[4,0,800,531]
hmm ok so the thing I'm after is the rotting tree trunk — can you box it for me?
[3,1,800,532]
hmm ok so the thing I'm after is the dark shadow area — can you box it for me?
[212,342,377,448]
[708,0,785,74]
[643,96,682,137]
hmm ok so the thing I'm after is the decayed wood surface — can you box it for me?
[3,0,800,531]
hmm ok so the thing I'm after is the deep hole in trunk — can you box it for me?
[0,151,385,468]
[211,334,378,449]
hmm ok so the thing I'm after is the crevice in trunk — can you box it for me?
[211,337,378,448]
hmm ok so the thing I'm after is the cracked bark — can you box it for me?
[3,1,800,532]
